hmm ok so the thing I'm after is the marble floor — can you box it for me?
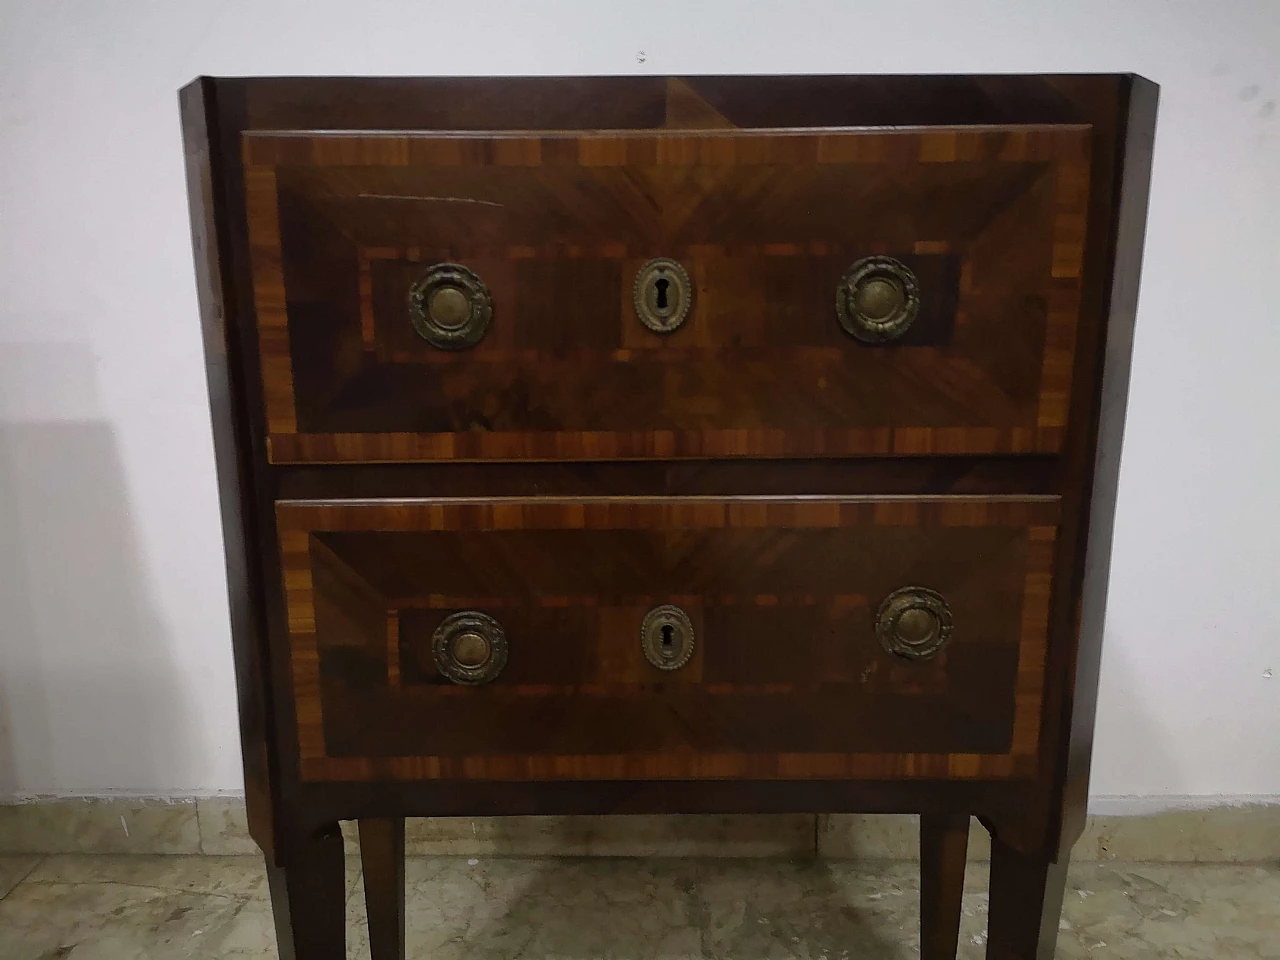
[0,854,1275,959]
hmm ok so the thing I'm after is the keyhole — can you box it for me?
[661,623,675,657]
[654,276,671,311]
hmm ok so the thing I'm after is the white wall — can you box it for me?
[0,0,1276,805]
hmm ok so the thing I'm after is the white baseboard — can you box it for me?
[0,797,1277,861]
[1086,794,1280,816]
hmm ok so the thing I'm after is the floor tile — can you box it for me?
[355,857,703,960]
[0,858,40,901]
[0,856,362,960]
[23,855,270,899]
[0,860,252,959]
[1052,863,1280,960]
[699,858,922,959]
[0,856,1275,959]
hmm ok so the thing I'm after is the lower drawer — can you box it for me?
[276,496,1058,783]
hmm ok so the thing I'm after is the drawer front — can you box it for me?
[246,126,1090,463]
[277,496,1058,783]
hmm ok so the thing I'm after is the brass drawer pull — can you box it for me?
[433,611,507,684]
[836,256,920,343]
[641,604,695,670]
[634,258,693,333]
[408,262,494,349]
[876,587,952,660]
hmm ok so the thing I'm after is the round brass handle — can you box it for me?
[432,611,507,684]
[641,604,695,671]
[875,587,952,660]
[836,256,920,343]
[408,263,494,350]
[634,258,693,333]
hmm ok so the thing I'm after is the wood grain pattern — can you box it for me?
[358,818,406,960]
[1048,76,1159,863]
[985,833,1070,959]
[179,78,280,855]
[244,126,1090,463]
[277,496,1057,783]
[920,813,970,960]
[181,73,1155,960]
[265,826,346,960]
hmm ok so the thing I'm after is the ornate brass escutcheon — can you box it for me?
[432,611,508,684]
[633,258,693,333]
[408,262,494,349]
[641,604,695,671]
[836,256,920,343]
[875,587,953,660]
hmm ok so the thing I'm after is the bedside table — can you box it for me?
[181,74,1156,960]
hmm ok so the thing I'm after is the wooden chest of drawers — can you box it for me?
[181,74,1156,959]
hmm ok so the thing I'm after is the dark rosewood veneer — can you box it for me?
[181,74,1156,959]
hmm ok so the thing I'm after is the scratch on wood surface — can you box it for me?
[358,193,504,207]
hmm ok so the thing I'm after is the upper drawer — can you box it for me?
[244,126,1091,463]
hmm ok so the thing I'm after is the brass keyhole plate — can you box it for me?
[408,262,494,350]
[641,604,695,671]
[875,587,952,660]
[432,610,508,684]
[634,258,693,333]
[836,256,920,343]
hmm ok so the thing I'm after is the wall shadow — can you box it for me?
[0,343,189,797]
[1084,630,1186,815]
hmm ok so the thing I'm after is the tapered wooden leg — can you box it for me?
[359,818,406,960]
[986,837,1069,960]
[919,814,969,960]
[266,826,346,960]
